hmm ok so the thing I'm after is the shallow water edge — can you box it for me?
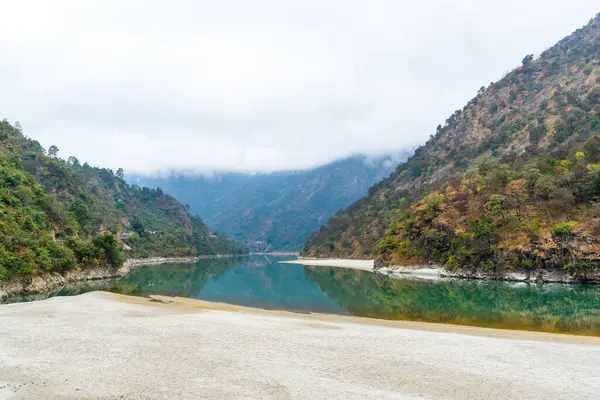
[0,254,248,301]
[293,257,600,284]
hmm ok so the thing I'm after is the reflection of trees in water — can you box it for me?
[194,258,347,314]
[108,257,249,297]
[303,266,600,335]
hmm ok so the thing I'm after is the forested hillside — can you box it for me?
[303,14,600,280]
[0,121,246,281]
[134,154,405,251]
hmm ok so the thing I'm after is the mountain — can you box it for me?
[132,154,406,251]
[0,120,246,281]
[303,14,600,281]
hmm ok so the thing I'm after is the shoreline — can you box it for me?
[109,291,600,344]
[291,257,600,284]
[280,258,374,271]
[250,251,299,256]
[0,253,249,301]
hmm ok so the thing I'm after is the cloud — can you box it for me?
[0,0,597,174]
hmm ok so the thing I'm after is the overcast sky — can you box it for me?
[0,1,598,174]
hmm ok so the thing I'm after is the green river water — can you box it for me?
[5,256,600,336]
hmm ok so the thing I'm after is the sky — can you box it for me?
[0,1,598,175]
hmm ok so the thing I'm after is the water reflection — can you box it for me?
[3,256,600,336]
[304,266,600,335]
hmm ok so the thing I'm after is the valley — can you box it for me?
[0,6,599,400]
[133,153,406,251]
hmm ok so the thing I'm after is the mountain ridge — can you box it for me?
[302,13,600,281]
[0,120,246,282]
[133,153,409,251]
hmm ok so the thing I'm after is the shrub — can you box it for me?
[486,194,508,217]
[523,218,541,240]
[377,236,400,254]
[47,243,77,271]
[551,222,576,238]
[564,260,599,277]
[96,235,124,267]
[416,228,450,261]
[423,195,444,219]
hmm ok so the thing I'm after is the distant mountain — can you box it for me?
[0,120,246,281]
[132,153,408,251]
[302,14,600,281]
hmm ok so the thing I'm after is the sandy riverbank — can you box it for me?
[285,258,599,284]
[0,292,599,399]
[281,258,375,270]
[282,259,444,280]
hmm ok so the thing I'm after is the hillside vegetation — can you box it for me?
[303,14,600,280]
[135,154,404,251]
[0,121,246,281]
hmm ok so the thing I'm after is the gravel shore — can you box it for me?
[0,291,599,399]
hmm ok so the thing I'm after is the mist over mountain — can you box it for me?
[132,152,409,251]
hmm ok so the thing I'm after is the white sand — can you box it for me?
[281,259,445,281]
[281,258,375,270]
[0,292,599,399]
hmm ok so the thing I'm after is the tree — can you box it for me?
[553,119,567,141]
[69,198,91,231]
[486,195,508,219]
[522,54,534,66]
[584,137,600,162]
[48,145,59,158]
[92,234,124,267]
[523,166,541,194]
[116,168,124,180]
[67,156,80,167]
[131,218,145,236]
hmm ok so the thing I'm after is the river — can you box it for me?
[3,256,600,336]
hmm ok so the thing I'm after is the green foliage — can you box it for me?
[0,120,246,281]
[423,195,444,219]
[130,217,145,236]
[92,234,124,267]
[551,221,576,237]
[302,14,600,277]
[486,195,508,217]
[554,119,568,141]
[447,233,473,268]
[564,260,599,277]
[377,236,401,253]
[416,228,449,261]
[523,218,541,240]
[471,214,499,258]
[522,54,534,65]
